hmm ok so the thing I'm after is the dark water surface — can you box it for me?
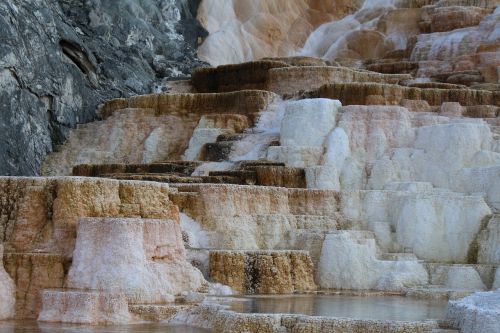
[0,294,448,332]
[224,294,448,321]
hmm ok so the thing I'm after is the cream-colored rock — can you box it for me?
[183,128,231,161]
[267,146,324,167]
[412,8,500,63]
[171,184,341,266]
[428,6,492,33]
[342,189,491,263]
[66,218,206,303]
[301,2,421,61]
[0,245,15,320]
[280,99,341,147]
[183,113,248,161]
[197,0,362,65]
[38,290,130,325]
[317,231,428,291]
[442,266,487,291]
[266,99,341,167]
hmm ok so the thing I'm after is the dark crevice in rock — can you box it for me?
[59,39,98,87]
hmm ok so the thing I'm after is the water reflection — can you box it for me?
[226,294,447,321]
[0,321,211,333]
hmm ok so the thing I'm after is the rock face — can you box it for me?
[0,0,205,176]
[209,250,316,294]
[0,245,15,320]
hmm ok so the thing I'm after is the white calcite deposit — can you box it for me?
[257,100,497,265]
[66,217,206,303]
[344,189,492,263]
[0,245,15,320]
[317,231,428,291]
[268,99,341,167]
[447,290,500,333]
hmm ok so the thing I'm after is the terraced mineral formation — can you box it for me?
[0,177,205,320]
[1,0,500,332]
[197,0,363,65]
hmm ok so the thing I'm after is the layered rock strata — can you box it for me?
[209,250,316,294]
[0,177,186,319]
[41,91,278,176]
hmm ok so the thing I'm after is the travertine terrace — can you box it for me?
[2,0,500,332]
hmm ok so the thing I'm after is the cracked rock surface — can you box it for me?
[0,0,206,176]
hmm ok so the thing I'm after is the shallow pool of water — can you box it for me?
[0,321,211,333]
[223,294,448,321]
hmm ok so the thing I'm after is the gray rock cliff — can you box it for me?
[0,0,206,175]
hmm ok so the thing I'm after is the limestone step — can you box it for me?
[420,5,493,33]
[192,60,413,96]
[381,253,419,261]
[406,285,476,300]
[313,82,500,107]
[72,162,201,177]
[192,60,289,93]
[209,170,257,185]
[463,105,500,118]
[202,163,307,188]
[470,83,500,91]
[424,263,497,289]
[432,70,485,86]
[365,61,418,75]
[252,166,306,188]
[106,173,243,185]
[261,56,328,67]
[403,82,467,90]
[129,304,193,322]
[431,0,500,9]
[38,290,130,325]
